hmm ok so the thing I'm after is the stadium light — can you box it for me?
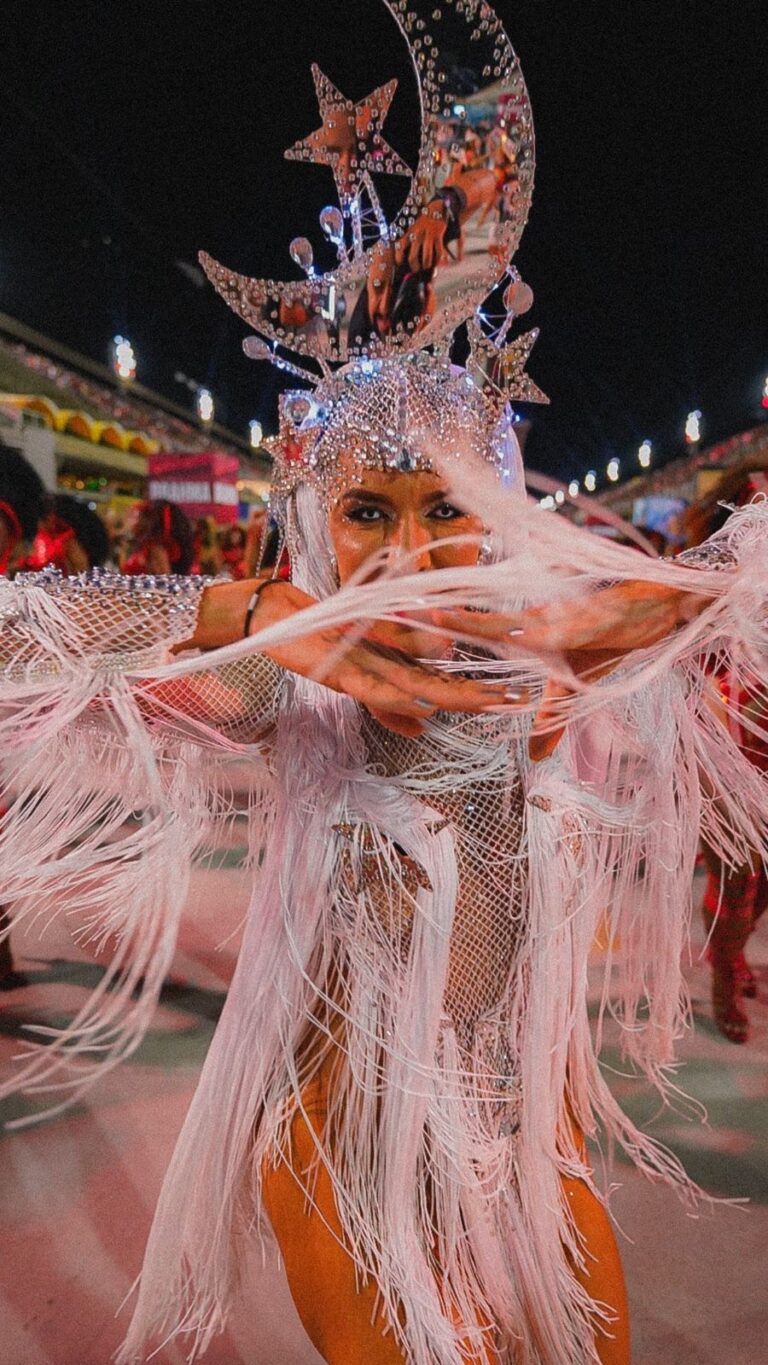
[197,388,214,424]
[112,335,136,382]
[685,409,702,445]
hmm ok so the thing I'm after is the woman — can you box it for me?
[218,522,248,579]
[23,493,109,574]
[167,369,635,1364]
[191,515,223,577]
[3,5,767,1353]
[0,444,44,576]
[684,457,768,1041]
[5,358,765,1365]
[122,498,194,576]
[0,445,44,987]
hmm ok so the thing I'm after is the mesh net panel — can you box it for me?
[139,658,283,746]
[1,572,282,747]
[356,705,526,1055]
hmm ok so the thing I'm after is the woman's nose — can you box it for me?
[390,516,433,572]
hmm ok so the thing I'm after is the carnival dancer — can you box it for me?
[2,6,768,1363]
[218,523,248,580]
[684,457,768,1040]
[0,444,43,577]
[122,498,194,576]
[2,373,767,1365]
[0,445,44,988]
[22,493,110,575]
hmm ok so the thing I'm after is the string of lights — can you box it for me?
[110,334,263,446]
[109,329,768,485]
[539,384,768,508]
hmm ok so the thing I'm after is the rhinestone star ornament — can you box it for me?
[499,330,549,405]
[285,65,411,210]
[467,319,549,411]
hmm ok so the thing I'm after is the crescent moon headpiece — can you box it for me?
[200,0,547,506]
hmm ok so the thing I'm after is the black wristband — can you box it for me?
[243,578,281,637]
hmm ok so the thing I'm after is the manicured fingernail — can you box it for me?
[414,698,433,710]
[505,688,525,700]
[508,628,525,637]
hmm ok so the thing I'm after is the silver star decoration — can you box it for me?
[468,321,549,407]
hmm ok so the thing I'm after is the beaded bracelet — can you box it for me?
[243,578,282,637]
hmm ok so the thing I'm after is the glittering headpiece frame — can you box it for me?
[200,0,548,502]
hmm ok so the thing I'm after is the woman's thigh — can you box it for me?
[561,1174,631,1365]
[263,1080,629,1365]
[262,1082,407,1364]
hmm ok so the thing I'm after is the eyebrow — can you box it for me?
[341,491,392,506]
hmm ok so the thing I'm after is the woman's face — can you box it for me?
[125,503,147,539]
[327,467,482,658]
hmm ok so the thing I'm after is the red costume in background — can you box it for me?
[702,668,768,1040]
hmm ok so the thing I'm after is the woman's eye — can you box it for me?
[346,505,385,524]
[430,502,463,521]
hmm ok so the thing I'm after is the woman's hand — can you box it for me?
[172,579,523,737]
[507,581,709,657]
[248,583,522,737]
[432,581,712,760]
[432,582,707,656]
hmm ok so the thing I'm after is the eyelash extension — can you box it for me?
[344,503,464,523]
[345,505,388,522]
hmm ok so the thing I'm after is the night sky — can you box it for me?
[1,0,766,484]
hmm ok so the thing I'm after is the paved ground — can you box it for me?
[0,838,766,1365]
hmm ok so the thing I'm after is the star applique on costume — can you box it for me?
[285,64,410,207]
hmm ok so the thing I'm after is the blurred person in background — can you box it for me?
[218,522,247,579]
[191,516,223,577]
[684,455,768,1041]
[0,444,44,576]
[122,498,194,576]
[103,509,128,568]
[0,445,44,986]
[23,493,109,573]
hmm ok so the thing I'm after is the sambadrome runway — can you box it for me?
[1,818,766,1365]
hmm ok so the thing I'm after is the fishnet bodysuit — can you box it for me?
[359,709,527,1055]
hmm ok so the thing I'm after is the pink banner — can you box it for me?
[147,451,240,523]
